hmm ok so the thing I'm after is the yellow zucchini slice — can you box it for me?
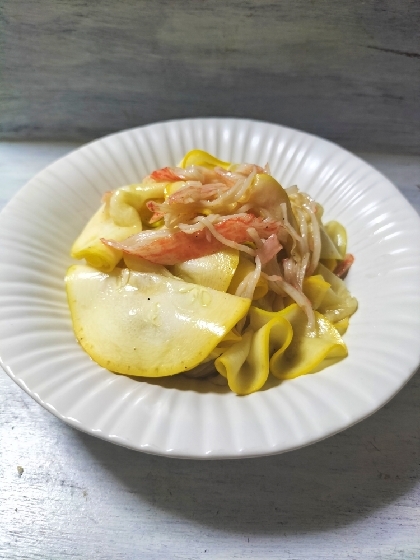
[270,304,347,380]
[66,265,250,378]
[170,249,239,292]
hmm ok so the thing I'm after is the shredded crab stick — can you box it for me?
[102,214,282,265]
[334,253,355,279]
[150,167,183,182]
[146,183,233,223]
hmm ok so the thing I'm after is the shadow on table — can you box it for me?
[76,368,420,535]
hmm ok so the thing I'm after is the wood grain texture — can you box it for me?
[0,143,419,560]
[0,1,419,153]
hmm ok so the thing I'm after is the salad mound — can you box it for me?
[66,149,357,394]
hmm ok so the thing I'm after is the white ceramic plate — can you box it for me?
[1,119,420,459]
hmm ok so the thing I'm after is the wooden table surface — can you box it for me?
[1,143,419,560]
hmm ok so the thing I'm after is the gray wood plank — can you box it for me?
[1,1,419,153]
